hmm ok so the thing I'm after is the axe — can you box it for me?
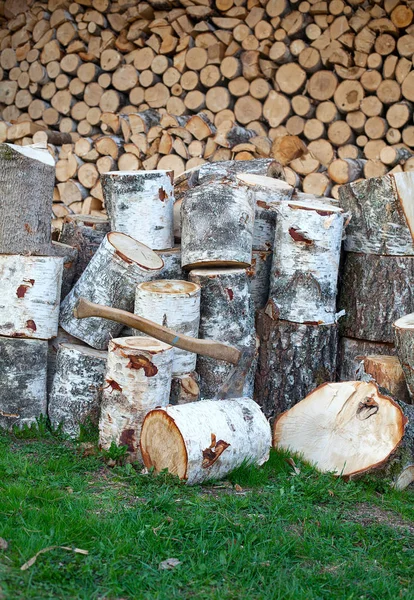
[74,298,255,399]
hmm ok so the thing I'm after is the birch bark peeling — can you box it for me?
[394,313,414,401]
[140,398,271,484]
[99,336,174,461]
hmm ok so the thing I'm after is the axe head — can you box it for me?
[214,339,257,400]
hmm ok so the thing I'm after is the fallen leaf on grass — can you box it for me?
[234,484,243,492]
[285,457,301,475]
[0,538,8,550]
[158,558,181,570]
[20,546,89,570]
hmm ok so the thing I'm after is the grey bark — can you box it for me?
[337,336,395,381]
[394,320,414,400]
[156,247,185,280]
[170,372,200,405]
[51,241,78,299]
[247,250,272,311]
[47,327,85,398]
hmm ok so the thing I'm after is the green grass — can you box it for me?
[0,425,413,600]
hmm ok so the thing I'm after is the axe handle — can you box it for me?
[74,298,241,366]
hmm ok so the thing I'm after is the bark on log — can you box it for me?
[102,169,174,250]
[51,240,78,299]
[99,336,174,461]
[134,280,201,375]
[268,200,344,324]
[47,327,85,398]
[356,354,410,404]
[181,180,255,269]
[339,172,414,255]
[48,343,107,437]
[337,336,396,381]
[59,232,164,349]
[0,143,55,255]
[0,337,48,430]
[247,250,272,311]
[338,253,414,343]
[273,381,414,489]
[140,397,271,484]
[170,372,200,405]
[188,268,255,399]
[0,254,63,340]
[156,247,184,280]
[255,310,338,421]
[394,313,414,401]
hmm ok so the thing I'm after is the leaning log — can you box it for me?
[394,313,414,401]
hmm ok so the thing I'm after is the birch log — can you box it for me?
[102,170,174,250]
[0,255,63,339]
[268,200,344,325]
[51,241,78,299]
[247,250,272,311]
[338,253,414,343]
[273,381,414,489]
[47,327,85,397]
[356,355,410,404]
[140,397,271,484]
[189,268,255,399]
[339,172,414,255]
[0,143,55,255]
[156,247,185,280]
[134,280,200,375]
[255,309,338,421]
[60,232,164,349]
[181,180,255,269]
[49,343,107,437]
[337,336,396,381]
[99,337,174,461]
[394,313,414,401]
[0,337,47,430]
[170,372,200,405]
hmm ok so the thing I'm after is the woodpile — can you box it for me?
[5,0,414,229]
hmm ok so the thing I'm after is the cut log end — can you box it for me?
[141,409,188,479]
[107,232,164,271]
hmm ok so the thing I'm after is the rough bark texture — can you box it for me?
[51,241,78,300]
[247,250,272,311]
[59,233,164,349]
[102,170,174,250]
[339,172,414,255]
[48,343,107,437]
[156,247,185,280]
[47,327,85,398]
[140,397,271,485]
[268,201,344,325]
[394,315,414,401]
[356,355,410,404]
[337,336,396,381]
[0,254,63,340]
[0,143,55,255]
[99,337,174,462]
[181,180,255,269]
[0,337,47,430]
[255,310,338,422]
[338,253,414,343]
[170,372,200,405]
[189,268,255,399]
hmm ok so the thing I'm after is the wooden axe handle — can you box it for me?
[74,298,241,365]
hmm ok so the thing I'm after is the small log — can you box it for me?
[394,313,414,401]
[140,398,271,484]
[59,232,164,350]
[268,200,344,325]
[100,337,174,461]
[102,170,174,250]
[356,354,410,404]
[247,250,272,311]
[48,343,107,437]
[0,337,47,430]
[337,336,396,381]
[170,372,200,405]
[134,280,200,375]
[0,255,63,340]
[338,253,414,343]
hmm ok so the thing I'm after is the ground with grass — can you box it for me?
[0,423,413,600]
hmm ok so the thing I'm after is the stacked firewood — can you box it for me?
[3,0,414,228]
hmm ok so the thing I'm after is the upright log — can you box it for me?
[337,336,396,381]
[47,327,85,398]
[247,250,272,311]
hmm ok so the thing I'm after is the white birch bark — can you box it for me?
[0,255,63,339]
[269,200,344,325]
[59,232,164,350]
[181,180,255,269]
[338,172,414,255]
[247,250,272,311]
[393,313,414,400]
[47,327,85,398]
[134,280,201,375]
[140,397,271,485]
[99,336,174,461]
[48,343,107,437]
[102,170,174,250]
[0,337,47,430]
[170,372,200,405]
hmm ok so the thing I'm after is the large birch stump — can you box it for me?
[338,253,414,343]
[0,255,63,340]
[339,172,414,255]
[59,215,110,283]
[247,250,272,311]
[51,241,78,299]
[60,233,164,350]
[47,327,85,398]
[102,170,174,250]
[170,372,200,405]
[0,143,55,255]
[188,268,255,399]
[134,280,200,375]
[337,336,396,381]
[99,337,174,461]
[0,337,47,430]
[181,181,255,269]
[140,397,271,484]
[48,343,107,437]
[394,313,414,401]
[356,355,410,404]
[255,310,338,421]
[268,200,344,325]
[273,381,414,490]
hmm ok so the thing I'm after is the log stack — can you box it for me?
[4,0,414,229]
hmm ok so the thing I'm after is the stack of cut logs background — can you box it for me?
[4,0,414,229]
